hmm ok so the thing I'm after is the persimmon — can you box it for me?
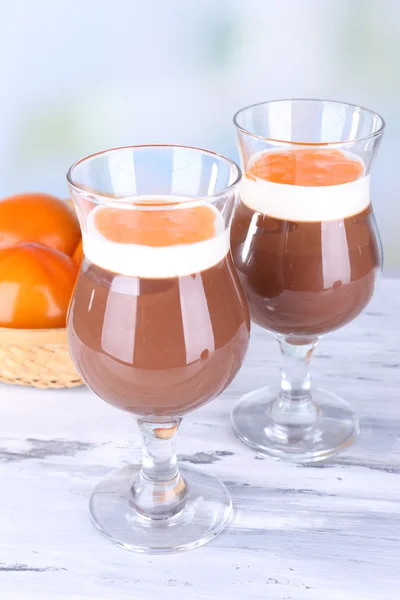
[0,243,78,329]
[73,239,83,266]
[0,193,81,256]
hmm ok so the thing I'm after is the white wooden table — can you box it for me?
[0,278,399,600]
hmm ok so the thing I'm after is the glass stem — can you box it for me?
[131,418,187,520]
[271,337,319,427]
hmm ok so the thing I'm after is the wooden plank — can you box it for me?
[0,278,398,599]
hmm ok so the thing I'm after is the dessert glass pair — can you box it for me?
[67,100,384,554]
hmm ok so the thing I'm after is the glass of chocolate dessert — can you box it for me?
[230,99,384,463]
[67,145,250,553]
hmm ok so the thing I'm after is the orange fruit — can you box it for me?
[248,149,364,186]
[93,204,218,246]
[0,193,81,255]
[73,239,83,265]
[0,243,78,329]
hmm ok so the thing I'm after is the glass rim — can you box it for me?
[233,98,386,147]
[66,144,242,211]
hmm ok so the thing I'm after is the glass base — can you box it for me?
[231,387,359,463]
[89,464,232,554]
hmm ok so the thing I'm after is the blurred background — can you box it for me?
[2,0,399,272]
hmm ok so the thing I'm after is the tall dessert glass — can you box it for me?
[230,99,384,463]
[67,145,250,553]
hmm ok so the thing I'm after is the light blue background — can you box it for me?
[2,0,398,270]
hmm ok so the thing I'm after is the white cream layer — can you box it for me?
[83,203,229,278]
[241,152,370,222]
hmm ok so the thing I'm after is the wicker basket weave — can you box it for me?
[0,327,82,389]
